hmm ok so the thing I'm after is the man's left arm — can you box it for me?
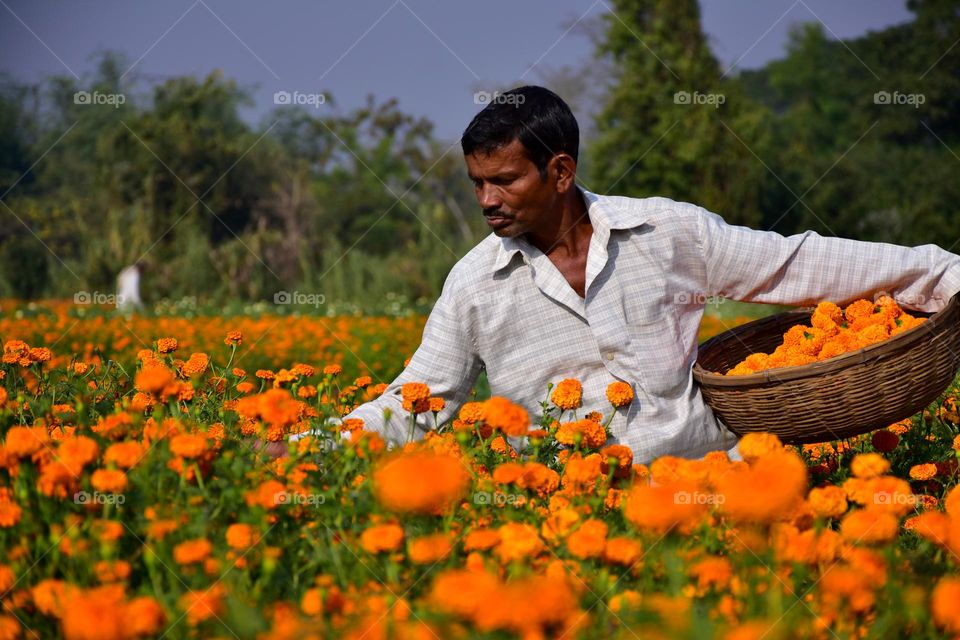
[695,206,960,313]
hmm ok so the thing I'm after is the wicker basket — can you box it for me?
[693,292,960,445]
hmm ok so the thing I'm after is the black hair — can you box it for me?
[460,85,579,180]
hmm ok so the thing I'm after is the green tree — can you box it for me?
[589,0,768,226]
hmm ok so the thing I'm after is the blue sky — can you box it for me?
[1,0,914,141]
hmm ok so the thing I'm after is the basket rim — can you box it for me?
[693,292,960,388]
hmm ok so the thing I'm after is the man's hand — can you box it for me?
[250,438,289,459]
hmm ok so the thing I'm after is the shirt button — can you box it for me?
[605,353,614,361]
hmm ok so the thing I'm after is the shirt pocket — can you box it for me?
[626,309,687,397]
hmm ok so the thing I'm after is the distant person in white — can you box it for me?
[116,262,144,311]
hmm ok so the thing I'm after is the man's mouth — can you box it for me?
[484,214,511,229]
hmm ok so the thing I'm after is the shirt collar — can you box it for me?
[491,186,650,273]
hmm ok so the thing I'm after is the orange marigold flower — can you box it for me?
[606,381,634,407]
[408,533,453,564]
[401,382,431,414]
[807,485,848,519]
[428,397,445,413]
[840,508,899,544]
[483,396,530,437]
[600,444,634,479]
[91,469,128,494]
[178,584,224,625]
[181,353,209,377]
[135,365,177,398]
[910,511,950,546]
[373,452,469,514]
[689,556,733,591]
[60,584,128,639]
[458,401,487,424]
[566,519,608,559]
[737,432,784,463]
[4,425,50,457]
[245,480,287,510]
[31,579,68,616]
[57,436,100,475]
[291,363,315,377]
[173,538,213,565]
[908,463,937,481]
[888,418,912,436]
[550,378,583,410]
[716,451,807,524]
[492,462,525,485]
[348,430,386,458]
[156,337,178,353]
[932,577,960,635]
[367,383,389,399]
[602,536,642,566]
[169,433,208,459]
[354,375,373,387]
[0,564,14,594]
[463,528,501,552]
[945,485,960,518]
[225,523,259,550]
[495,522,544,563]
[0,501,22,528]
[125,597,166,636]
[562,452,603,491]
[224,330,243,345]
[556,419,607,449]
[360,523,404,554]
[29,347,51,363]
[851,453,890,479]
[862,476,916,516]
[427,569,501,621]
[624,481,708,534]
[322,364,342,376]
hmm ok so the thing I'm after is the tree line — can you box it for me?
[1,0,957,306]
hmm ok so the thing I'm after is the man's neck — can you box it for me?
[525,187,592,258]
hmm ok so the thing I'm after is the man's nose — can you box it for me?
[477,184,501,210]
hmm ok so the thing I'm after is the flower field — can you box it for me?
[2,301,960,639]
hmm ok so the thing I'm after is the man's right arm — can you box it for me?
[293,269,483,445]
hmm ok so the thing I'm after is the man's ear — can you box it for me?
[550,153,577,193]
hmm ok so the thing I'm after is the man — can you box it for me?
[293,85,960,464]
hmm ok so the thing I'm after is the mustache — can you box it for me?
[483,208,511,218]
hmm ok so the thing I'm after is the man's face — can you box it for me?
[464,138,562,238]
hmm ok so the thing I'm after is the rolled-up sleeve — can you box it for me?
[696,207,960,313]
[333,268,483,444]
